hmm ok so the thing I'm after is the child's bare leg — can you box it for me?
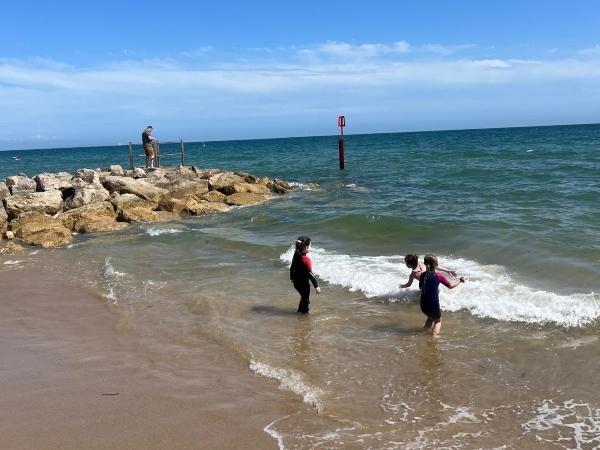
[432,319,442,335]
[423,318,433,329]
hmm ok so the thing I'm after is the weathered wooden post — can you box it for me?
[180,139,186,166]
[128,142,133,169]
[338,115,346,170]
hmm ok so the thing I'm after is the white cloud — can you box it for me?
[2,41,600,147]
[299,40,411,60]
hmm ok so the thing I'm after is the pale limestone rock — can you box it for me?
[34,172,72,192]
[74,168,100,184]
[109,165,126,176]
[132,167,147,178]
[6,175,37,195]
[208,172,246,195]
[0,203,7,236]
[230,182,270,195]
[187,201,230,215]
[4,190,63,220]
[226,192,270,206]
[63,178,110,211]
[202,190,227,204]
[10,213,72,248]
[0,182,12,200]
[0,241,27,255]
[59,202,127,233]
[102,176,168,203]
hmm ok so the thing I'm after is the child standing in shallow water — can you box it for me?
[400,254,457,289]
[419,254,464,335]
[289,236,321,314]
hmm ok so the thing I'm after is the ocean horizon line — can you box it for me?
[2,120,599,153]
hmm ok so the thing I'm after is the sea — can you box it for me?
[2,124,600,449]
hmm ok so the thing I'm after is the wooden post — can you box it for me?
[156,141,160,167]
[128,142,133,169]
[180,139,185,166]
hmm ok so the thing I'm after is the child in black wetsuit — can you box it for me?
[419,254,464,335]
[289,236,321,313]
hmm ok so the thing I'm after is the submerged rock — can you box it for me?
[0,241,27,255]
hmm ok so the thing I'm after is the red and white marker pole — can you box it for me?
[338,115,345,170]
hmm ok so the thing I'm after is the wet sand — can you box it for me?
[0,268,295,450]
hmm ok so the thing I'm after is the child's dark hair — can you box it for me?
[405,254,419,269]
[295,236,311,253]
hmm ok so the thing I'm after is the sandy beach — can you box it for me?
[0,268,296,450]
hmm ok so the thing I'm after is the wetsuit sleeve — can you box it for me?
[437,273,452,288]
[301,255,319,288]
[290,256,296,281]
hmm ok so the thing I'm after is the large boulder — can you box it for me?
[59,202,128,233]
[10,213,73,248]
[157,179,210,200]
[34,172,72,192]
[226,192,270,206]
[132,167,147,179]
[109,165,126,177]
[164,166,201,182]
[236,172,258,184]
[196,168,223,180]
[4,190,63,220]
[74,168,100,184]
[102,176,168,203]
[63,178,110,211]
[208,172,245,195]
[0,182,11,201]
[230,182,270,195]
[202,190,227,204]
[111,193,176,223]
[0,204,8,236]
[186,201,230,215]
[268,178,291,194]
[6,175,37,195]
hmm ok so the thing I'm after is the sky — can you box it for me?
[1,0,600,149]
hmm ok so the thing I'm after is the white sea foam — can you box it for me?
[104,288,119,305]
[103,258,127,278]
[145,228,183,237]
[3,260,23,265]
[280,246,600,327]
[249,360,324,412]
[264,415,292,450]
[288,181,319,191]
[522,399,600,448]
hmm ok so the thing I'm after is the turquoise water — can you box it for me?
[3,124,599,291]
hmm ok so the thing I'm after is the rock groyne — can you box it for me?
[0,165,291,253]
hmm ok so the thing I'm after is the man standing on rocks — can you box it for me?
[142,125,157,170]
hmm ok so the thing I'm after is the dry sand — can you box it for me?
[0,268,296,449]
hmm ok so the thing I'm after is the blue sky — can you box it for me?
[1,1,600,149]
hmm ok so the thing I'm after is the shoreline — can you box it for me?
[0,268,297,449]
